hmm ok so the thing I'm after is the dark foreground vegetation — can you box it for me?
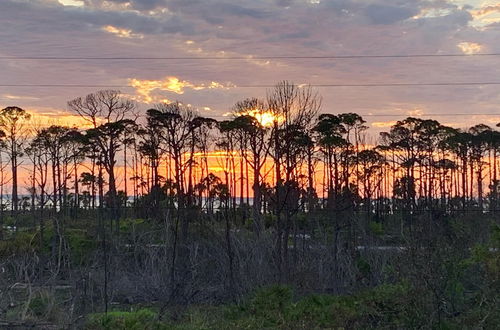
[1,212,499,329]
[0,81,499,328]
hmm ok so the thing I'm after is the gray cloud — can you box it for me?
[365,4,419,24]
[84,0,168,11]
[1,0,198,36]
[164,0,272,25]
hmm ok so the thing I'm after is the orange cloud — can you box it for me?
[457,42,483,55]
[128,76,228,104]
[471,4,500,17]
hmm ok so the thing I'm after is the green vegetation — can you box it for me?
[83,223,499,329]
[86,309,159,330]
[85,278,499,329]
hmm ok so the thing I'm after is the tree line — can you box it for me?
[1,82,499,220]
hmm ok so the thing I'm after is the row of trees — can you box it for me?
[1,83,500,226]
[1,83,498,206]
[0,85,496,258]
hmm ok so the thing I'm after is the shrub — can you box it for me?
[288,294,357,328]
[0,231,36,257]
[85,308,163,330]
[246,285,292,327]
[65,229,96,264]
[369,221,384,236]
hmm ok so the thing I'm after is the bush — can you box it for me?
[288,294,357,328]
[65,228,96,264]
[369,221,384,236]
[228,285,294,328]
[250,285,292,315]
[26,290,66,324]
[85,308,163,330]
[119,218,147,234]
[0,231,36,257]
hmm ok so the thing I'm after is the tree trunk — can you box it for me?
[11,155,18,213]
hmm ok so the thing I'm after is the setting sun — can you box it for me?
[236,109,284,127]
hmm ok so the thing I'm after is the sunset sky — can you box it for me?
[1,0,499,131]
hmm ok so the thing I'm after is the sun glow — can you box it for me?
[254,111,279,127]
[26,109,102,130]
[235,109,284,127]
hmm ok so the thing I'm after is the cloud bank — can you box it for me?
[0,0,498,132]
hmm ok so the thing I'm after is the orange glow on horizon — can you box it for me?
[26,110,100,131]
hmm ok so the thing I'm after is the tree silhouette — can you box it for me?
[0,106,31,213]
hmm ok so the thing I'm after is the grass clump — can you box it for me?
[0,231,37,257]
[85,308,163,330]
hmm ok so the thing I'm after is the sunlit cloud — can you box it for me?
[372,121,397,128]
[58,0,83,6]
[457,41,483,54]
[102,25,144,39]
[179,38,280,68]
[479,17,500,24]
[412,8,453,20]
[471,4,500,17]
[407,108,425,116]
[128,77,228,104]
[1,94,39,101]
[466,3,500,27]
